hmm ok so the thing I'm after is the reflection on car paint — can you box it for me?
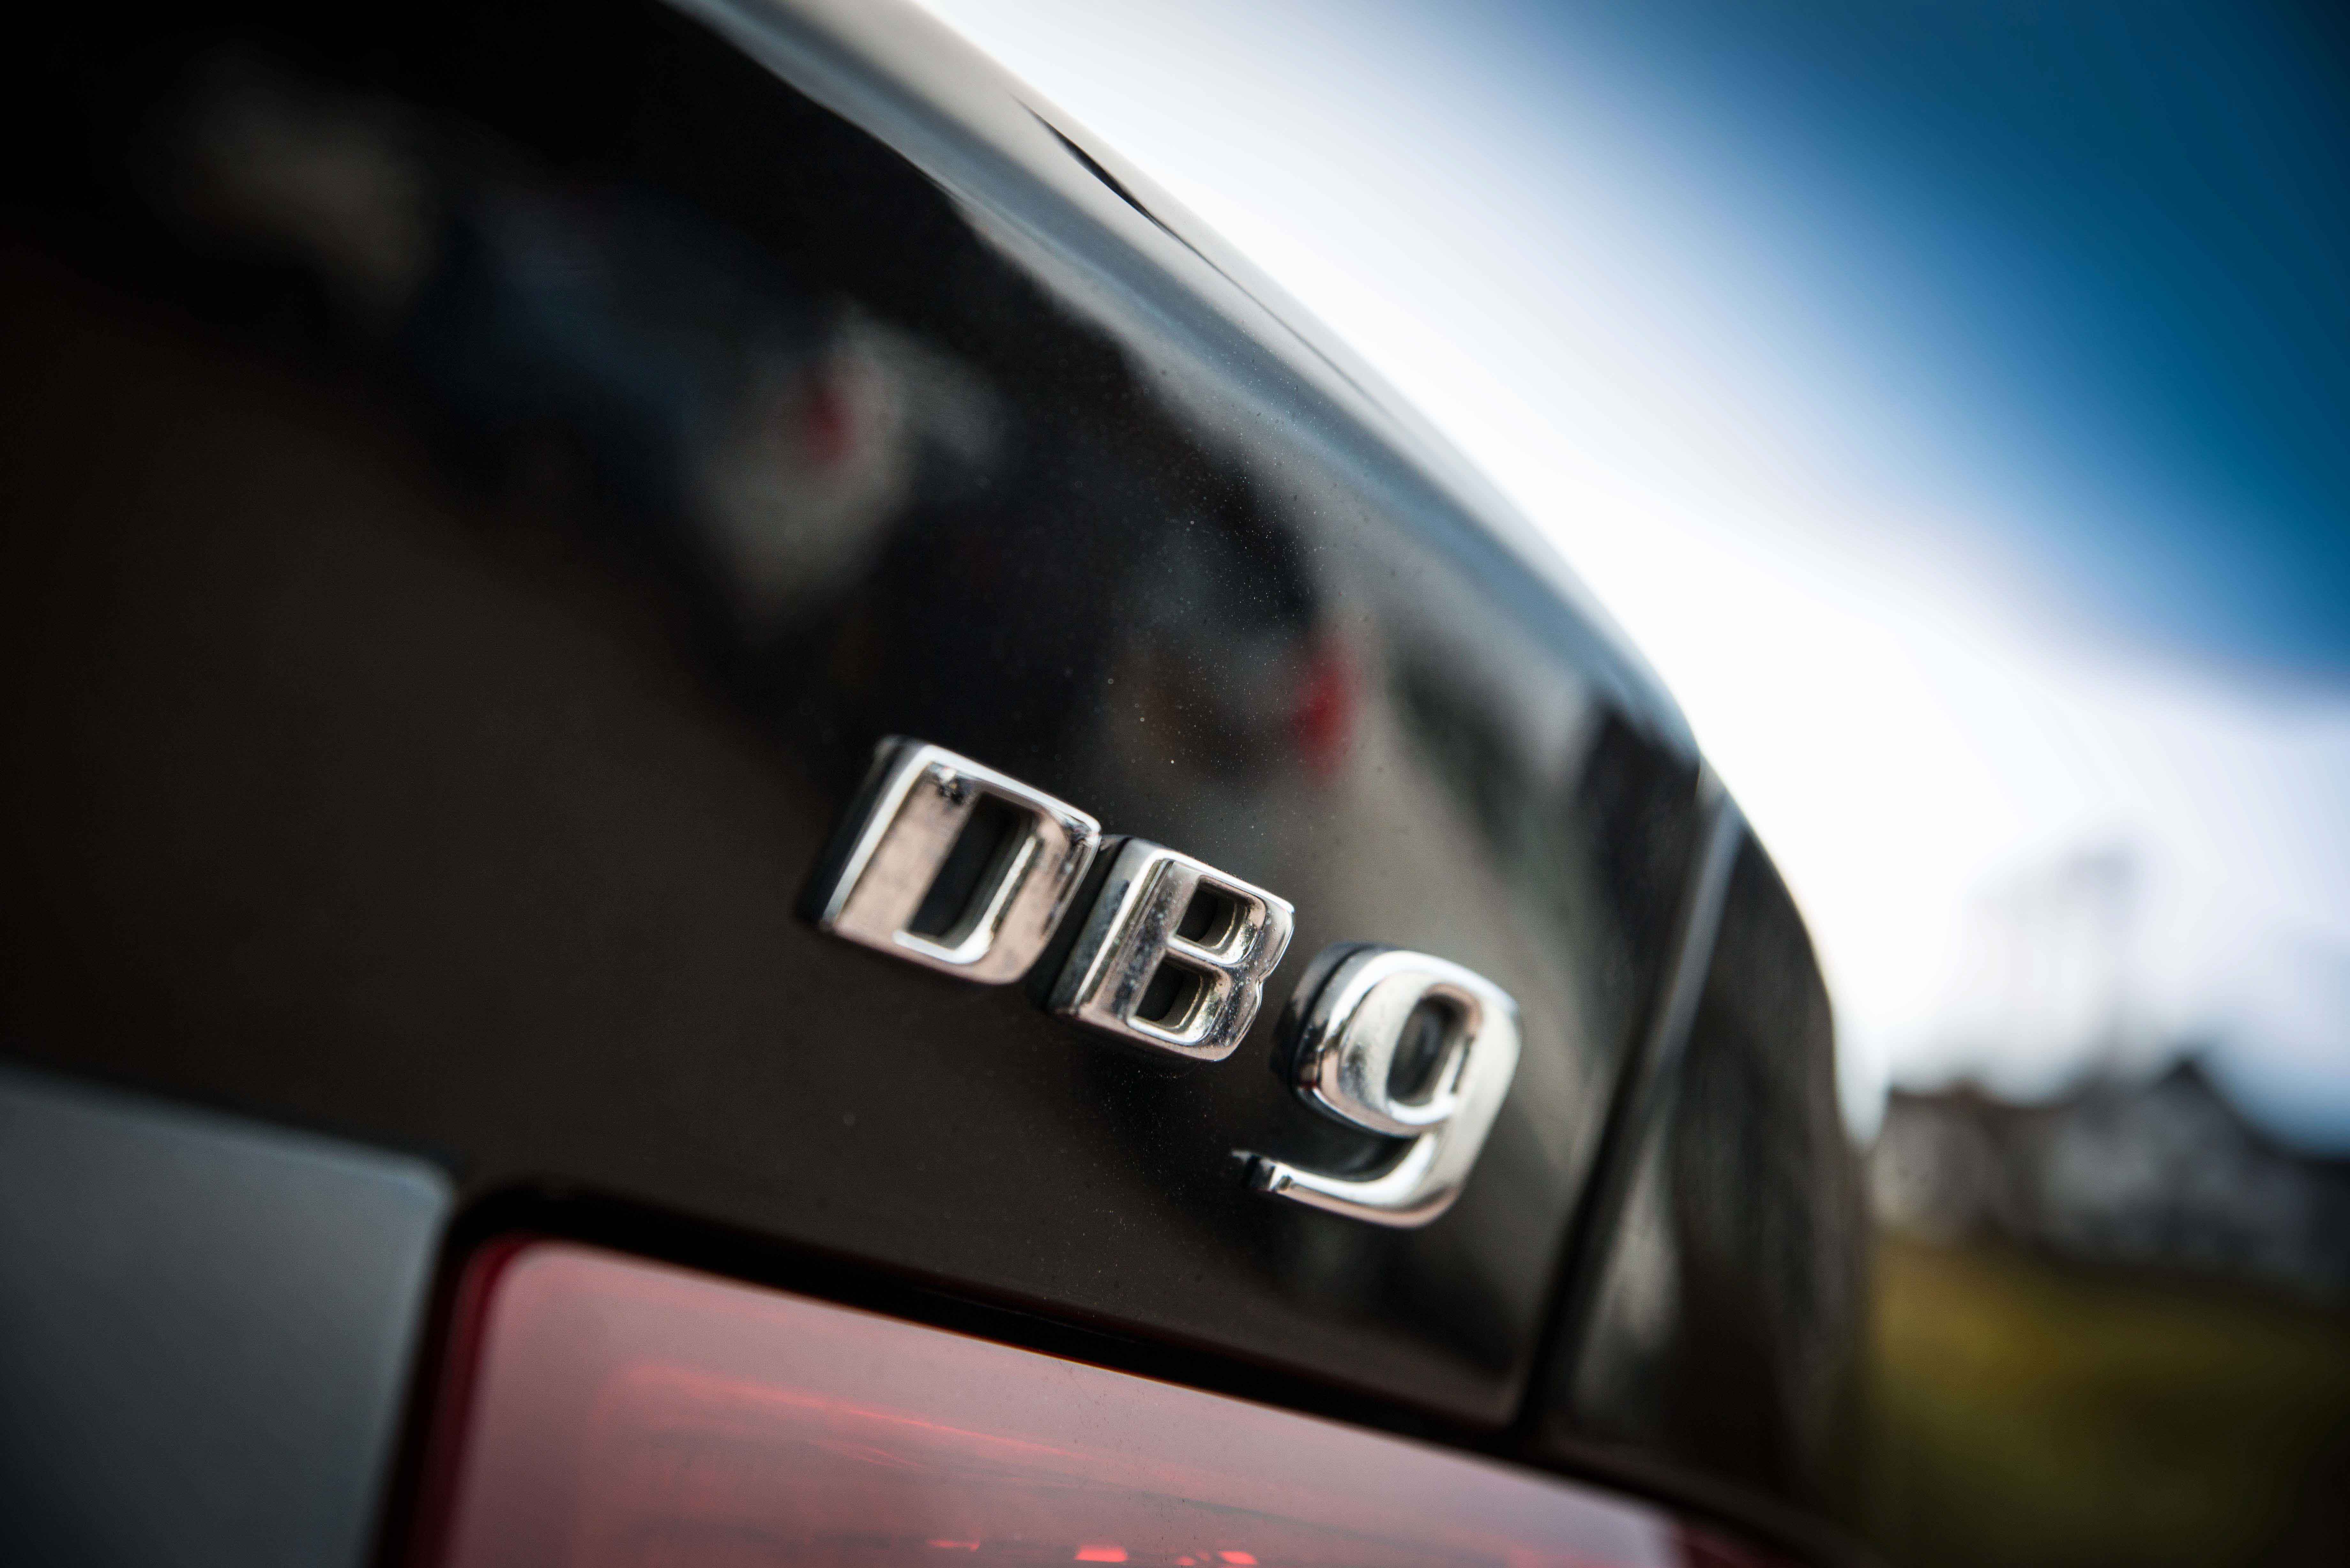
[1,0,1705,1431]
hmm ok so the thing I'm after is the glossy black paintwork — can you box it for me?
[0,0,1714,1429]
[1538,833,1869,1527]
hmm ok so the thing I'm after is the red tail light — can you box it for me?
[413,1241,1773,1568]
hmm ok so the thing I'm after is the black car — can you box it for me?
[1,3,1868,1565]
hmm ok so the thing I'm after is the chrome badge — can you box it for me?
[1049,838,1293,1062]
[1243,946,1522,1227]
[806,739,1100,983]
[804,737,1519,1228]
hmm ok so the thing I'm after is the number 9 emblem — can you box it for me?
[1244,946,1521,1228]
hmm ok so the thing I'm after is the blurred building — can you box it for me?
[1871,1058,2350,1299]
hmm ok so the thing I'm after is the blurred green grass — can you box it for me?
[1865,1236,2350,1567]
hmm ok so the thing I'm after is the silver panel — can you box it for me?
[0,1062,451,1568]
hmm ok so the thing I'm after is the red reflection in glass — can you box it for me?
[414,1241,1737,1568]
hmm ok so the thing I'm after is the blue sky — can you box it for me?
[1539,0,2350,679]
[911,0,2350,1146]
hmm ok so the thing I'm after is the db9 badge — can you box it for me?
[803,737,1519,1228]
